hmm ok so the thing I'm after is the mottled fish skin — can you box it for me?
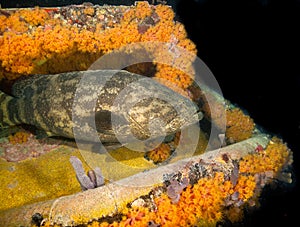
[0,70,202,144]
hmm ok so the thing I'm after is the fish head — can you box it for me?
[108,75,202,145]
[126,95,202,139]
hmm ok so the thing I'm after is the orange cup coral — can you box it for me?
[0,2,197,93]
[8,131,30,144]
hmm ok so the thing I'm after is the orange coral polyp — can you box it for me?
[146,143,172,163]
[134,1,152,19]
[155,4,175,22]
[240,137,291,175]
[225,108,255,143]
[8,131,31,145]
[234,175,256,201]
[19,7,50,26]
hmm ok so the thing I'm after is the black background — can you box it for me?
[1,0,299,226]
[177,1,299,226]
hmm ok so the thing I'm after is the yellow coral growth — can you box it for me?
[240,137,291,174]
[0,147,83,210]
[225,108,255,143]
[0,2,197,91]
[8,131,30,144]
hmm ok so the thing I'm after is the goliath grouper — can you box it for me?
[0,70,202,148]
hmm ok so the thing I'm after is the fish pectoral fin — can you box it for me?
[35,129,57,139]
[88,142,124,154]
[102,142,124,152]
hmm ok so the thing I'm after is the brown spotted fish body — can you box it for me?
[0,70,202,145]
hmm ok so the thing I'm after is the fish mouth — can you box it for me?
[195,110,204,122]
[167,109,203,134]
[183,110,203,128]
[123,109,202,142]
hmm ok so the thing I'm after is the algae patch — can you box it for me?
[0,146,84,211]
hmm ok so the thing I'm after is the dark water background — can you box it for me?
[1,0,299,226]
[176,1,299,226]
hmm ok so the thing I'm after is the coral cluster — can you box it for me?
[145,130,208,164]
[145,143,172,164]
[0,2,197,91]
[8,131,30,144]
[240,137,293,179]
[225,108,255,143]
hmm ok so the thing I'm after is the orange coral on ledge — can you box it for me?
[31,136,293,227]
[225,108,255,143]
[240,137,292,177]
[0,2,197,91]
[85,138,292,227]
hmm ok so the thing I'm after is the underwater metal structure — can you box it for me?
[1,134,271,226]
